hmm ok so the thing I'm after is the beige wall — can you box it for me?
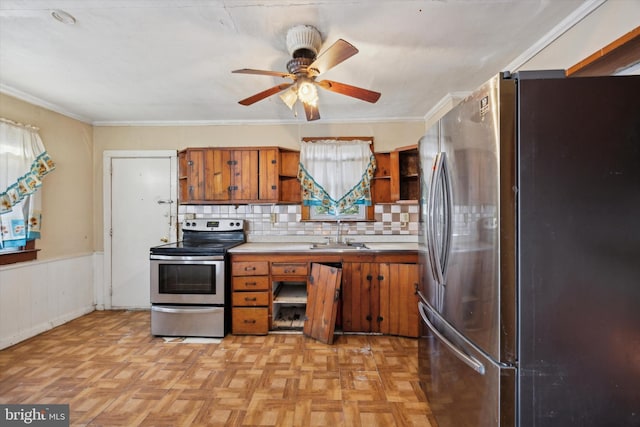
[520,1,640,71]
[92,121,425,249]
[0,93,94,260]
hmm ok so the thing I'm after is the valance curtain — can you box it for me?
[297,139,376,215]
[0,118,55,249]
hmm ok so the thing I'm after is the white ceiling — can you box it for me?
[0,0,593,125]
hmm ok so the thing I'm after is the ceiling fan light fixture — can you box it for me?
[279,87,298,110]
[297,80,318,106]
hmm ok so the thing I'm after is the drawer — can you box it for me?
[232,261,269,276]
[232,275,269,291]
[232,292,269,307]
[232,308,269,335]
[271,262,308,276]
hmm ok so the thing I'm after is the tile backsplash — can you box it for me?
[178,204,419,241]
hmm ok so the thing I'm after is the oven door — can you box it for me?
[150,254,225,305]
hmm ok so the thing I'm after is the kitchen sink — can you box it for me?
[310,242,369,250]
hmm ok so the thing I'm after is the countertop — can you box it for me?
[229,241,418,253]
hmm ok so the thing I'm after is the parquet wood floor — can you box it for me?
[0,310,435,426]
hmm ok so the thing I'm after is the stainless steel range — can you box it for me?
[149,218,245,337]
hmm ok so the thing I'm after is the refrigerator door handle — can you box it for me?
[440,152,453,283]
[427,153,444,283]
[427,152,453,284]
[425,157,437,282]
[419,301,486,375]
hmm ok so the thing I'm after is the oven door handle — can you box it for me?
[150,255,224,261]
[152,306,224,314]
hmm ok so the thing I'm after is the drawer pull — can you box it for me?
[244,297,257,302]
[245,266,256,271]
[284,269,296,274]
[245,282,257,286]
[243,319,257,324]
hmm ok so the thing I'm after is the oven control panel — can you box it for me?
[182,218,244,232]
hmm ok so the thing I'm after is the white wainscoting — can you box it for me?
[0,254,95,350]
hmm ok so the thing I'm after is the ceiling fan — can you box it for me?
[232,25,381,121]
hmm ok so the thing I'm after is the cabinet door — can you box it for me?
[206,149,232,201]
[186,148,206,201]
[341,262,380,333]
[304,263,342,344]
[279,150,301,203]
[231,150,258,201]
[391,145,419,202]
[259,148,279,201]
[379,263,419,337]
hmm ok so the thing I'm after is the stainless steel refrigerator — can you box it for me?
[417,71,640,427]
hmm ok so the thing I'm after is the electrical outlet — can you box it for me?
[270,213,277,224]
[400,213,409,224]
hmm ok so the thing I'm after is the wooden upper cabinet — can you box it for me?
[178,147,301,204]
[184,148,206,202]
[371,152,393,203]
[279,149,301,203]
[372,144,419,204]
[205,148,231,201]
[230,149,259,202]
[258,148,279,202]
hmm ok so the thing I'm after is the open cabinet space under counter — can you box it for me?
[271,261,309,331]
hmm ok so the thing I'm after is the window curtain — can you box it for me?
[297,139,376,215]
[0,118,55,249]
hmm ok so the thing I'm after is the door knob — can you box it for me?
[160,237,169,243]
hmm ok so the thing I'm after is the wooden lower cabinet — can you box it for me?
[379,263,419,337]
[231,261,269,335]
[232,308,269,335]
[342,262,419,337]
[341,262,380,333]
[230,252,418,337]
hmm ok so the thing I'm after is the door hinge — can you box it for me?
[109,228,113,237]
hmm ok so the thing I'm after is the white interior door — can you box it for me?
[104,151,177,309]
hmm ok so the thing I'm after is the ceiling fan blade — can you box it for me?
[238,83,293,106]
[303,102,320,121]
[308,39,358,76]
[317,80,381,103]
[232,68,294,79]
